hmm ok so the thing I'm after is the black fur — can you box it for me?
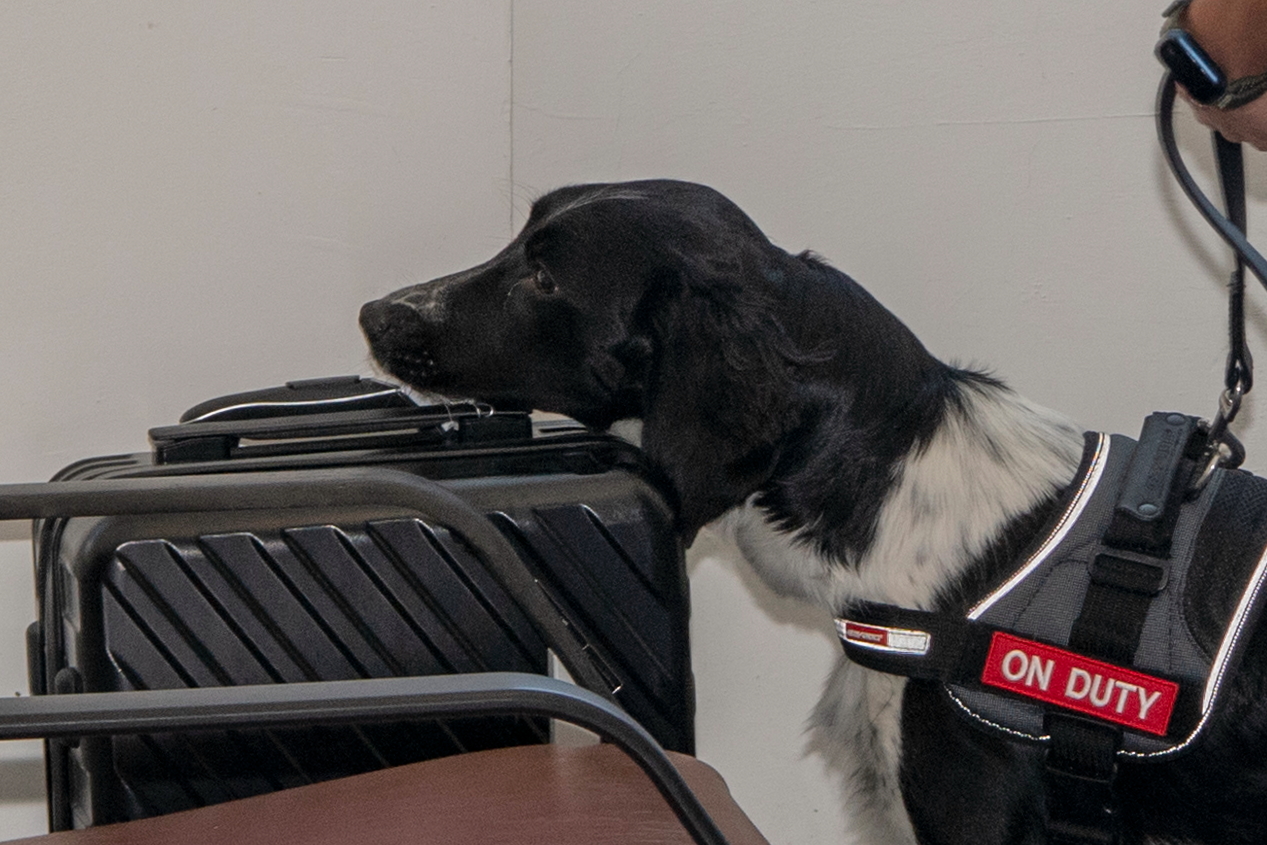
[361,180,955,547]
[360,179,1267,844]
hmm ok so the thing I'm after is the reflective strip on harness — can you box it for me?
[835,619,931,656]
[980,632,1179,736]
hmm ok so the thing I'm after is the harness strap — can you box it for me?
[1045,716,1122,845]
[1066,553,1167,665]
[837,415,1206,845]
[1067,414,1200,670]
[1048,413,1199,845]
[838,606,1185,738]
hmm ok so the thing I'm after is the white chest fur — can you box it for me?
[716,382,1083,844]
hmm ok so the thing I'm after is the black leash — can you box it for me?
[1156,73,1260,485]
[1157,75,1267,292]
[1215,131,1251,394]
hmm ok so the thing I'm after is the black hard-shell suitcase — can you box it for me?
[22,376,692,830]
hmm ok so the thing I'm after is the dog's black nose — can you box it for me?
[359,297,439,383]
[359,298,411,339]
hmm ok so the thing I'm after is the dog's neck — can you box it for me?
[721,377,1084,613]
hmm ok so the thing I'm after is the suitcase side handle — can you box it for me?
[0,468,619,702]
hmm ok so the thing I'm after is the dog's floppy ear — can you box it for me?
[635,258,806,539]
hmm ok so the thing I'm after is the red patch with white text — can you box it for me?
[979,632,1179,736]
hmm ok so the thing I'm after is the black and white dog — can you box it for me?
[359,180,1267,844]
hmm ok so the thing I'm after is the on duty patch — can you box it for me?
[979,631,1178,736]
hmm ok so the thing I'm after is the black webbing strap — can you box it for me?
[1045,716,1123,845]
[1065,553,1168,665]
[1051,413,1199,844]
[1066,414,1197,664]
[1216,132,1252,396]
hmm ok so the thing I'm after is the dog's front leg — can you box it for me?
[812,657,921,845]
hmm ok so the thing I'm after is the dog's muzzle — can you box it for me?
[359,298,439,383]
[359,297,415,339]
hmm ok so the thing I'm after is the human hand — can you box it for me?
[1184,91,1267,151]
[1176,0,1267,150]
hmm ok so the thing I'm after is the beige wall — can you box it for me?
[2,2,1264,842]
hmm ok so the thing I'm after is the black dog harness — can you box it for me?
[836,413,1267,843]
[834,64,1267,844]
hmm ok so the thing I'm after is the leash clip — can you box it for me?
[1209,380,1244,444]
[1191,384,1248,494]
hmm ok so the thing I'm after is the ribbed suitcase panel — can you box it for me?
[86,519,550,823]
[490,501,693,754]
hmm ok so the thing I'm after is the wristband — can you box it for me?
[1157,0,1267,110]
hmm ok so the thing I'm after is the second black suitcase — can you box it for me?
[25,377,693,830]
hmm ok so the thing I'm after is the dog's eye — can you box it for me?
[533,269,558,294]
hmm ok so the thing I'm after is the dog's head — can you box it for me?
[361,180,839,532]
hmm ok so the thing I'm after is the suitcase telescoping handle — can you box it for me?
[175,376,415,424]
[149,377,532,464]
[0,467,618,702]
